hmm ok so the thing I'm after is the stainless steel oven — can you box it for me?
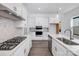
[36,26,42,29]
[35,26,43,36]
[36,31,43,36]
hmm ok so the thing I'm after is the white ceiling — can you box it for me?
[24,3,79,14]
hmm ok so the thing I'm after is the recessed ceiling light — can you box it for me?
[38,8,41,10]
[59,8,61,10]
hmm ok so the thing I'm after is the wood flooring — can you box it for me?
[28,40,52,56]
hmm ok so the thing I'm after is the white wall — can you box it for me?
[61,7,79,35]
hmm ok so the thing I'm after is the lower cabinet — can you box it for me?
[12,42,26,56]
[52,38,75,56]
[11,37,32,56]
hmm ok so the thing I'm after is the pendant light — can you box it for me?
[56,8,62,20]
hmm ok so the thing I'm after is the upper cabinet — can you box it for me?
[1,3,27,20]
[36,16,48,27]
[22,6,28,20]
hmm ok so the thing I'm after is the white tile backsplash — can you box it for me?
[0,17,22,43]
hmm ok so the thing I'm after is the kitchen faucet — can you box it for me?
[64,29,73,40]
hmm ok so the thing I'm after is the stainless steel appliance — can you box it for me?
[36,31,43,36]
[35,26,43,36]
[36,26,42,29]
[0,37,26,50]
[48,35,53,55]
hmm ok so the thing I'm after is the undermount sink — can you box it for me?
[56,38,79,45]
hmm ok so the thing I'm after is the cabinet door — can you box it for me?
[13,45,24,56]
[28,17,36,27]
[52,36,77,56]
[16,4,27,20]
[15,4,22,16]
[24,38,32,56]
[52,38,67,56]
[29,37,32,49]
[52,38,57,55]
[22,6,28,19]
[23,40,29,56]
[36,17,48,27]
[56,43,67,56]
[12,40,27,56]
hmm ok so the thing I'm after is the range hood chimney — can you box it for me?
[0,4,25,21]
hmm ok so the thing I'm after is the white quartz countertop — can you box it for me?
[48,33,79,56]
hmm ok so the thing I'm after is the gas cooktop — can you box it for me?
[0,36,26,50]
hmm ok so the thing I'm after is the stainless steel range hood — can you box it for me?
[0,4,25,21]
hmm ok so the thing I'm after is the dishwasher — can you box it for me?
[48,35,53,55]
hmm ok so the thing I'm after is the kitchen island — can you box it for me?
[48,33,79,56]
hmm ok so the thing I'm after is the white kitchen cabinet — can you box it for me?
[53,39,67,56]
[24,39,29,56]
[52,39,62,55]
[52,36,75,56]
[28,36,32,49]
[24,36,32,56]
[36,17,48,27]
[13,46,24,56]
[52,38,58,55]
[27,17,36,27]
[12,40,26,56]
[22,6,28,20]
[15,4,23,16]
[15,4,27,19]
[55,42,67,56]
[28,16,48,27]
[10,37,32,56]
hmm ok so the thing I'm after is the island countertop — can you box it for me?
[48,33,79,56]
